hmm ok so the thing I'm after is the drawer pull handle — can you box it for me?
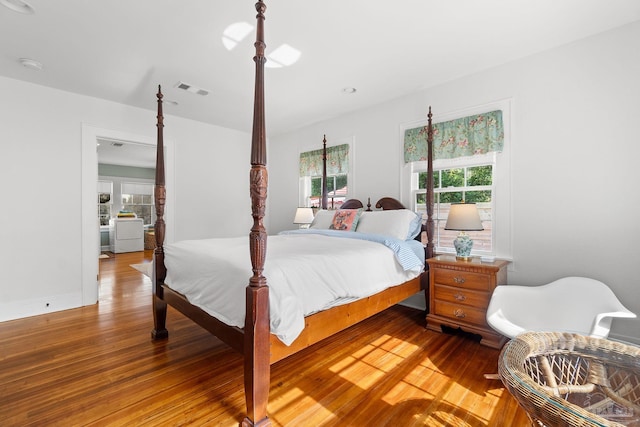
[454,309,466,319]
[454,293,466,301]
[454,276,466,284]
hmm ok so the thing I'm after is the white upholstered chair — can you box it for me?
[486,276,636,340]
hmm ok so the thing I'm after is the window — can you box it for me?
[299,140,352,209]
[413,157,495,255]
[98,180,113,226]
[402,102,511,258]
[121,182,154,225]
[310,174,348,209]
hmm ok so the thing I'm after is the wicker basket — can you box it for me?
[499,332,640,426]
[144,231,156,250]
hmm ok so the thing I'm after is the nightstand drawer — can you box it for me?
[433,268,491,291]
[433,284,490,308]
[433,300,488,327]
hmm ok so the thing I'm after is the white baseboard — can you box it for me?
[0,292,85,322]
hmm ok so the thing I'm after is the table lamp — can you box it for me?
[444,202,484,260]
[293,207,314,229]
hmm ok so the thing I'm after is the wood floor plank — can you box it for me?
[0,250,530,426]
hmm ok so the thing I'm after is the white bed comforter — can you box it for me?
[164,232,422,345]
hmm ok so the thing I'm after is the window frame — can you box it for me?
[411,154,496,257]
[400,100,512,260]
[120,182,155,226]
[97,180,113,227]
[310,173,348,209]
[299,136,355,209]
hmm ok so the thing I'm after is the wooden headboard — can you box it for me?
[321,111,434,258]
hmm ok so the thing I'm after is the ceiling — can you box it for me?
[96,138,156,169]
[2,1,640,150]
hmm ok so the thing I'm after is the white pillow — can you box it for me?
[309,210,335,229]
[356,209,422,240]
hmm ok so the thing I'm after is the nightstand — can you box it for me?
[426,255,509,349]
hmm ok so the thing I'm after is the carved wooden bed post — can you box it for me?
[425,107,435,259]
[321,134,328,210]
[243,1,271,426]
[152,85,168,340]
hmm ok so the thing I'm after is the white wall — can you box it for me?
[0,76,251,321]
[2,21,638,342]
[269,22,640,342]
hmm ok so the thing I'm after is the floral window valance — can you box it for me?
[404,110,504,163]
[299,143,349,177]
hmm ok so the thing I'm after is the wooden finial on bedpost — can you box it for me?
[425,106,435,260]
[321,134,328,210]
[152,85,169,340]
[243,1,272,427]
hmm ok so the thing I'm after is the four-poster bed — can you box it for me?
[150,2,434,426]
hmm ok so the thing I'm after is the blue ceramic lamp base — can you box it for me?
[453,232,474,261]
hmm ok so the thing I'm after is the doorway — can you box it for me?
[81,124,174,305]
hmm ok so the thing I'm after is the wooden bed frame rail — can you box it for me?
[151,2,434,426]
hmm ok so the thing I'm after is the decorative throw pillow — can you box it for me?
[329,209,362,231]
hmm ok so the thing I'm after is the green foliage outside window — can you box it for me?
[468,165,492,186]
[418,165,492,203]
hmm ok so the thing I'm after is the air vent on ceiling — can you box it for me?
[111,142,124,147]
[174,81,209,96]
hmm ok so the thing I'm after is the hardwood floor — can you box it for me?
[0,251,531,426]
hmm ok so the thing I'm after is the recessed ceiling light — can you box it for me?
[341,87,357,94]
[19,58,43,71]
[0,0,34,14]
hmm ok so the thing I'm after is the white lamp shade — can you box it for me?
[444,203,484,231]
[293,207,314,224]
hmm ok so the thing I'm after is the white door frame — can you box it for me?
[81,124,175,304]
